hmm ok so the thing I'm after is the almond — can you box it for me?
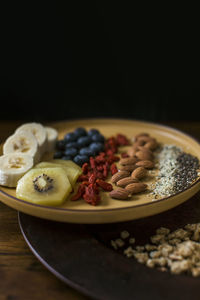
[111,171,130,183]
[120,156,138,166]
[109,188,129,200]
[136,149,153,161]
[116,176,139,187]
[135,133,149,141]
[144,139,158,150]
[127,147,138,157]
[125,182,147,194]
[135,160,154,169]
[131,166,147,179]
[119,164,137,172]
[137,135,152,143]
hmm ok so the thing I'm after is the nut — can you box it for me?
[137,135,152,143]
[111,171,130,183]
[125,182,147,194]
[120,156,138,165]
[144,139,158,150]
[135,160,154,169]
[119,164,137,172]
[116,176,139,187]
[135,133,149,141]
[109,188,129,200]
[131,166,148,179]
[136,149,153,161]
[127,147,138,157]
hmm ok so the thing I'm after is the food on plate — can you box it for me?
[16,167,72,206]
[54,127,105,165]
[0,153,33,187]
[34,160,82,187]
[15,122,48,156]
[151,145,200,198]
[3,130,40,163]
[0,123,200,207]
[45,126,58,152]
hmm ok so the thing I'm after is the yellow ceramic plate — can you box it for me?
[0,119,200,224]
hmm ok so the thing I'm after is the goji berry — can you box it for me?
[71,184,86,201]
[82,162,89,174]
[107,154,119,164]
[83,184,100,205]
[70,131,130,206]
[89,157,96,169]
[77,174,88,182]
[95,154,106,164]
[88,173,96,184]
[96,179,113,191]
[121,152,130,158]
[103,162,109,178]
[116,133,130,146]
[110,163,118,175]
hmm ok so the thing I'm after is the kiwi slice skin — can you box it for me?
[16,167,72,206]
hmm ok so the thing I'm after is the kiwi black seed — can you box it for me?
[33,173,54,193]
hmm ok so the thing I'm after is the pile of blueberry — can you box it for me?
[54,127,105,165]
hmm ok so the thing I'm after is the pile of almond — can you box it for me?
[109,133,158,200]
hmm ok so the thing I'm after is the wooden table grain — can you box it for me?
[0,120,200,300]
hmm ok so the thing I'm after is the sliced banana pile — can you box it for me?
[0,122,58,187]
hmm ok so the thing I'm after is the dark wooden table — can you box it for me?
[0,120,200,300]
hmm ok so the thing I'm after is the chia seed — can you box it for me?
[152,145,200,198]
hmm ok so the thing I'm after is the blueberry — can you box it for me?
[91,133,105,143]
[64,132,77,143]
[87,128,100,136]
[64,147,78,157]
[56,140,66,151]
[77,136,92,148]
[65,142,79,149]
[79,147,94,157]
[62,155,73,160]
[73,155,89,166]
[53,151,63,159]
[89,142,104,154]
[73,127,87,138]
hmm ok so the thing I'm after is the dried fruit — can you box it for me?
[96,179,113,191]
[110,163,118,175]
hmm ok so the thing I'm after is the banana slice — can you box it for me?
[15,123,47,158]
[3,130,40,163]
[45,126,58,152]
[0,153,33,187]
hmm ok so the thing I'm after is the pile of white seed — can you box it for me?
[111,224,200,277]
[151,145,200,198]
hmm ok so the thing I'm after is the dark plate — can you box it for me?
[18,191,200,300]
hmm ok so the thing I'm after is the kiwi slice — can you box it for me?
[16,167,72,206]
[52,159,82,172]
[34,161,82,187]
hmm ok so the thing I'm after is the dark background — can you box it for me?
[0,2,199,123]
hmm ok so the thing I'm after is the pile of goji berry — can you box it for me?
[71,133,129,205]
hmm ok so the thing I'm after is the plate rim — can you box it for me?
[0,118,200,213]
